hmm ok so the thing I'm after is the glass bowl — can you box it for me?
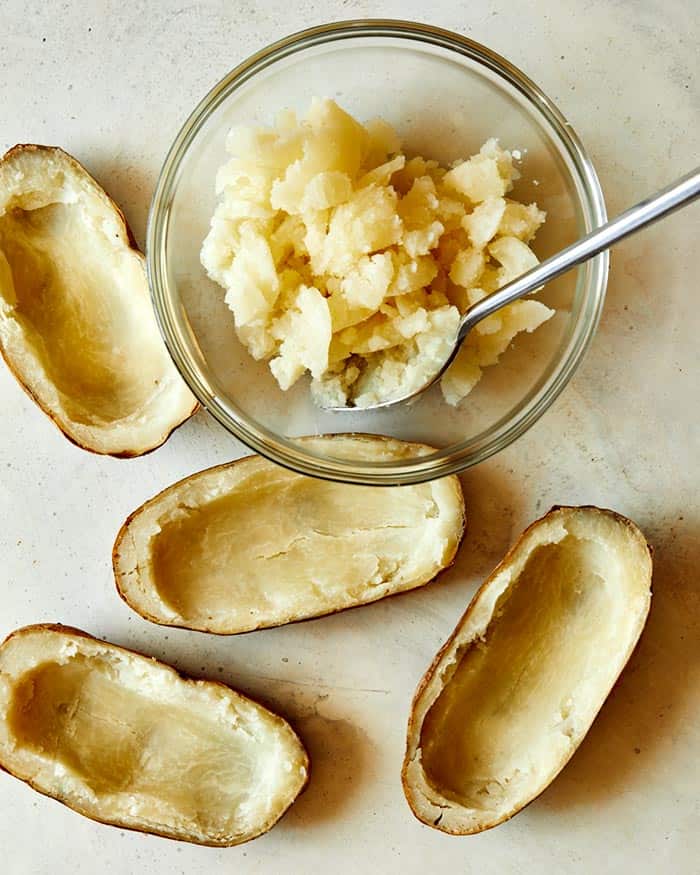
[147,19,607,485]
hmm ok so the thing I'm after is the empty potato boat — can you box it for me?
[0,624,308,845]
[402,505,652,834]
[0,145,196,456]
[114,435,465,633]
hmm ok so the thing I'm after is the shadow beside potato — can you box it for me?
[533,514,698,814]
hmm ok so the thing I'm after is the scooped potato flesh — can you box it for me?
[420,529,643,807]
[0,203,164,425]
[201,98,552,407]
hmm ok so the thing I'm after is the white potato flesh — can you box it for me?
[0,626,308,846]
[269,284,331,389]
[403,507,652,835]
[201,99,551,408]
[462,197,506,248]
[0,146,196,455]
[113,435,465,634]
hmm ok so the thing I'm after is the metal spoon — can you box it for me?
[327,167,700,411]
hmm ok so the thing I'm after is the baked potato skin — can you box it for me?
[0,623,310,846]
[113,434,466,634]
[402,506,653,835]
[2,145,142,250]
[0,144,198,457]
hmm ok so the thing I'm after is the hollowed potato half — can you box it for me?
[0,625,308,845]
[0,145,197,456]
[403,506,652,834]
[114,435,465,634]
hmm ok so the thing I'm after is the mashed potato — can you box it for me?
[201,98,552,407]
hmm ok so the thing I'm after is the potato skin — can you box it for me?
[402,505,653,835]
[0,144,198,457]
[0,623,309,846]
[113,433,466,635]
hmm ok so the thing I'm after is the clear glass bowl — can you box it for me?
[147,19,608,485]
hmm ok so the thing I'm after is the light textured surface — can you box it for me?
[1,1,698,873]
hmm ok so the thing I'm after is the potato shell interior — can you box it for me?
[0,145,196,456]
[0,625,308,846]
[403,506,652,834]
[114,435,465,634]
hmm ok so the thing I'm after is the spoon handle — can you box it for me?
[459,166,700,339]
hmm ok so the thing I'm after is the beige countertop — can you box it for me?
[1,2,698,873]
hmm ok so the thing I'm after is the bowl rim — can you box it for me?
[147,18,608,486]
